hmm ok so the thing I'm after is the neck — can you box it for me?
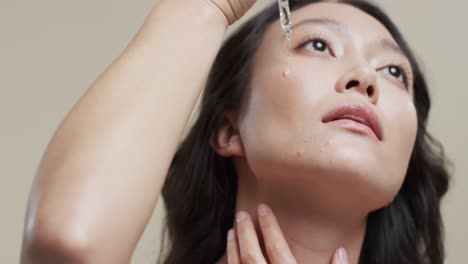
[217,160,369,264]
[267,206,367,264]
[223,201,366,264]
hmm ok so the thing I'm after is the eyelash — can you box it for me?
[295,34,412,89]
[295,33,335,56]
[381,63,412,89]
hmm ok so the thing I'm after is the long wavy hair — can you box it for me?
[159,1,451,263]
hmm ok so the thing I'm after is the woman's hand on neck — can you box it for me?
[229,202,366,264]
[225,160,368,264]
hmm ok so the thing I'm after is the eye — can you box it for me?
[387,65,404,81]
[297,37,333,56]
[308,39,327,52]
[376,60,414,91]
[380,64,412,89]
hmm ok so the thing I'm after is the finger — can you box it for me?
[208,0,257,25]
[235,211,267,264]
[257,204,297,264]
[226,229,240,264]
[330,247,348,264]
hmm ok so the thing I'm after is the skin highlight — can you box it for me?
[215,2,417,263]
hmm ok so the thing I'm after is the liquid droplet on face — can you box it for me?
[278,0,293,77]
[283,34,292,77]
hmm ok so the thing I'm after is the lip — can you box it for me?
[321,103,383,141]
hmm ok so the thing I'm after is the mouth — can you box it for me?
[321,103,383,141]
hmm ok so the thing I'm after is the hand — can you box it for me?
[207,0,257,25]
[226,204,349,264]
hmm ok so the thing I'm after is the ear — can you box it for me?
[210,112,245,157]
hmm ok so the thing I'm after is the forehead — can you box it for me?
[266,2,396,44]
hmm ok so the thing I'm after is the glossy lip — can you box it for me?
[321,103,384,141]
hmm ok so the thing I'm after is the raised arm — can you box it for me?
[20,0,256,263]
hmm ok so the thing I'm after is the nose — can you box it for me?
[336,66,379,104]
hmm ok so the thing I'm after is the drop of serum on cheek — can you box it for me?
[278,0,293,77]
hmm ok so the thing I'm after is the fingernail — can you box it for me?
[338,247,348,264]
[258,204,269,217]
[236,211,247,223]
[227,229,235,242]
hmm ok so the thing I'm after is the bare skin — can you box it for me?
[213,2,417,264]
[218,204,348,264]
[20,0,256,263]
[21,0,415,264]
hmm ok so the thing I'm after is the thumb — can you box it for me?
[331,247,348,264]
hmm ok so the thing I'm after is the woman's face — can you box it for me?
[235,2,417,212]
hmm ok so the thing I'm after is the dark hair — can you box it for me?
[159,1,451,263]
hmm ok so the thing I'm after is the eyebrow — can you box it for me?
[285,18,406,57]
[376,38,405,57]
[287,18,349,36]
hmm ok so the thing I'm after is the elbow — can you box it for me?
[21,214,92,264]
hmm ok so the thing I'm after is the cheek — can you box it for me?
[244,63,334,140]
[399,102,418,161]
[239,65,332,172]
[384,95,418,151]
[380,91,418,185]
[244,59,335,125]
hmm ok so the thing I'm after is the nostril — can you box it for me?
[367,86,375,97]
[346,80,359,89]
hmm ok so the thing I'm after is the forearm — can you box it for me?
[22,0,227,262]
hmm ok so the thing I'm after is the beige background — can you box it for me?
[1,0,467,263]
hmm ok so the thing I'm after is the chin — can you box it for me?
[302,146,403,211]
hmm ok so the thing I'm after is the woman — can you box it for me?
[20,0,450,263]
